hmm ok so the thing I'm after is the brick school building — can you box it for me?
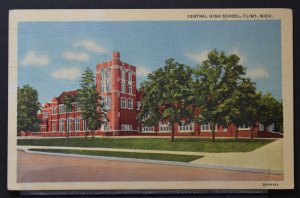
[26,52,282,138]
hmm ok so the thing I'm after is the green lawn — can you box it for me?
[18,138,275,153]
[29,148,202,162]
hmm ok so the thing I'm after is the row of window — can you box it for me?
[100,68,134,94]
[51,118,112,132]
[120,82,133,94]
[121,68,133,94]
[54,118,88,132]
[121,97,133,109]
[43,103,81,118]
[43,98,140,118]
[121,124,133,131]
[142,123,225,132]
[141,123,274,132]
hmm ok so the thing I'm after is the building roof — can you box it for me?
[57,90,78,103]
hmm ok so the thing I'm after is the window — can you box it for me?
[43,112,49,119]
[102,96,111,110]
[106,69,111,92]
[137,101,141,110]
[101,82,106,93]
[121,83,126,93]
[67,118,73,132]
[128,84,132,94]
[121,68,126,80]
[259,123,264,131]
[107,96,111,110]
[82,120,87,131]
[75,118,80,132]
[121,97,126,109]
[121,124,132,131]
[201,123,217,131]
[52,107,57,114]
[100,69,111,93]
[102,97,107,109]
[159,122,171,132]
[128,72,132,82]
[142,125,154,132]
[101,69,106,81]
[106,81,111,92]
[268,123,274,132]
[59,104,65,114]
[238,124,250,130]
[103,123,110,132]
[74,102,80,112]
[127,98,133,109]
[52,123,56,132]
[179,122,194,132]
[59,119,65,132]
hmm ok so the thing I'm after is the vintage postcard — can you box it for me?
[8,9,293,190]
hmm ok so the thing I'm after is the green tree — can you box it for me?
[259,92,283,132]
[78,68,107,138]
[17,84,41,133]
[62,95,75,139]
[193,49,246,142]
[137,59,194,142]
[221,78,259,139]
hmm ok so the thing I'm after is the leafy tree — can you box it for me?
[193,49,246,142]
[259,92,283,132]
[17,84,41,133]
[62,95,75,139]
[137,59,194,142]
[78,68,107,138]
[220,78,259,139]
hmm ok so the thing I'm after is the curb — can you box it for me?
[21,148,283,175]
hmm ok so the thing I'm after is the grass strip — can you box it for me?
[29,148,202,162]
[19,138,275,153]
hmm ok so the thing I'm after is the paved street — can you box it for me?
[17,150,283,183]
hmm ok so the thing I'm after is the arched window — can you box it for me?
[106,68,111,92]
[121,68,126,80]
[128,71,132,82]
[101,69,106,92]
[101,69,106,81]
[104,123,110,132]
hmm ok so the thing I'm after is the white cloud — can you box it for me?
[20,50,49,66]
[137,66,151,77]
[184,50,209,63]
[74,40,106,53]
[50,67,81,81]
[62,51,90,61]
[229,49,245,64]
[246,67,269,80]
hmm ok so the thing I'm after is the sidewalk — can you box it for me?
[18,139,283,174]
[190,139,283,173]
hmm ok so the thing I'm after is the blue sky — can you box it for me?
[18,20,281,104]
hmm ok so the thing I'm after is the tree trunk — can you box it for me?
[92,129,95,138]
[170,123,175,142]
[85,124,88,139]
[66,112,69,139]
[250,125,255,139]
[235,128,239,140]
[85,118,88,139]
[198,123,201,135]
[211,123,215,142]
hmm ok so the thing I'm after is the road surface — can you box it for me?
[17,151,283,183]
